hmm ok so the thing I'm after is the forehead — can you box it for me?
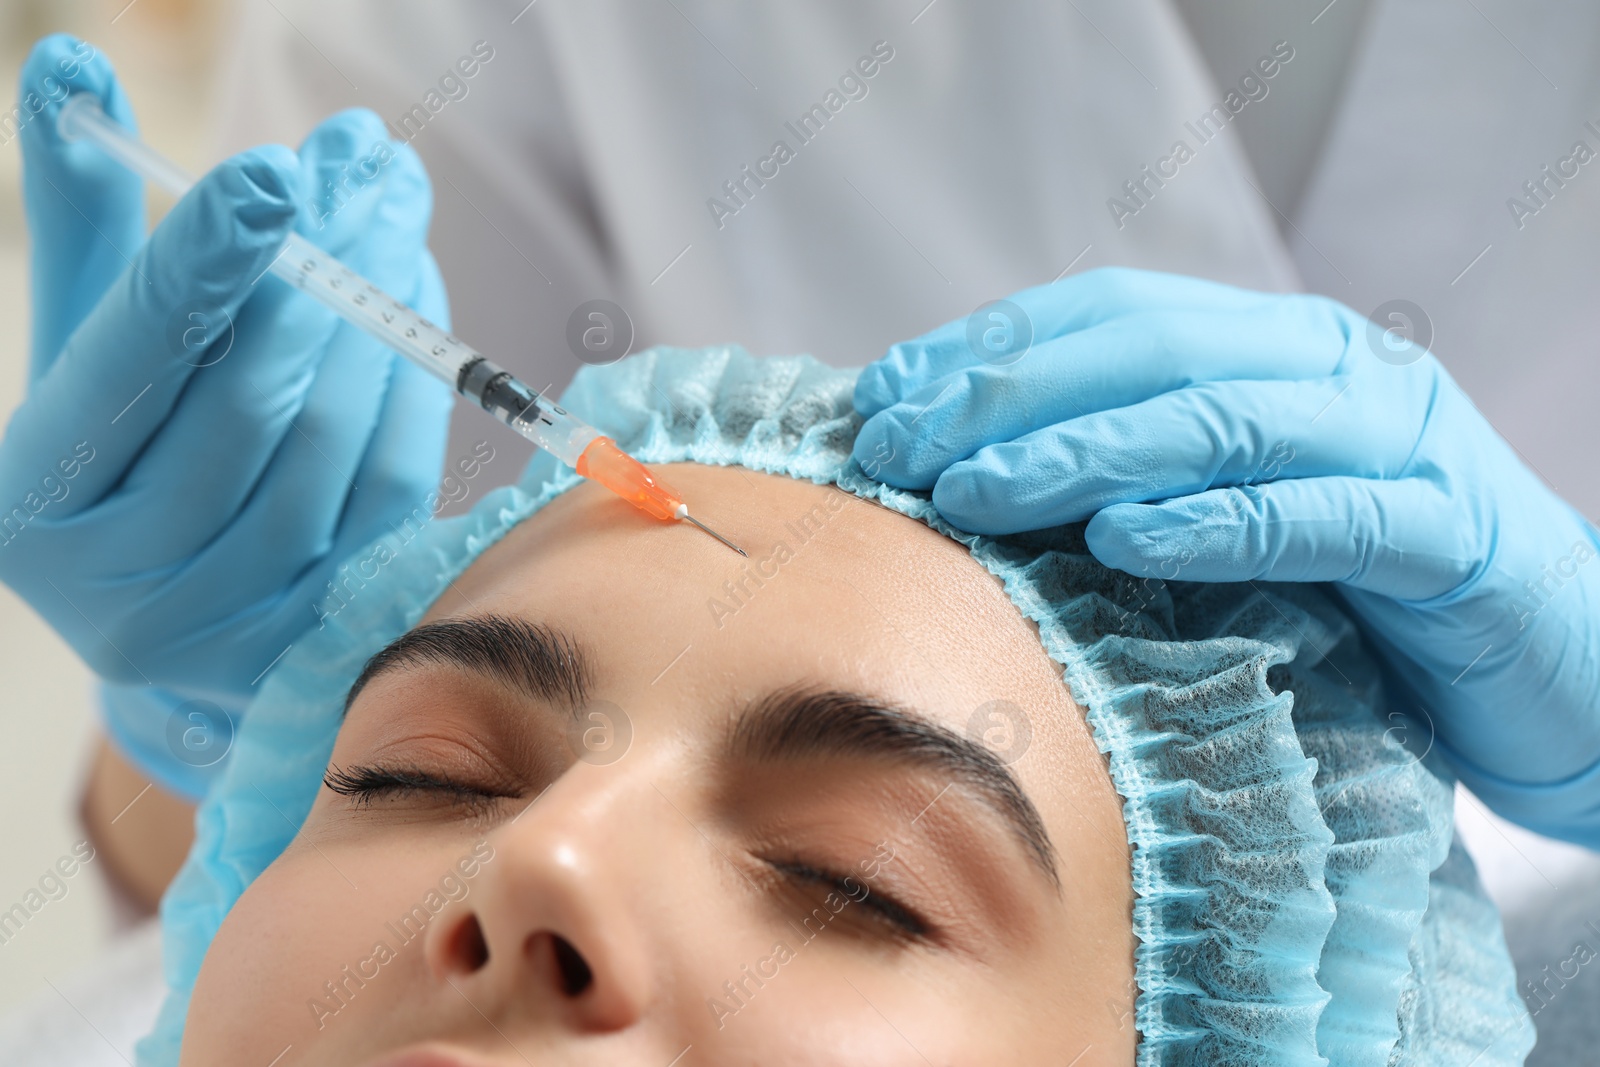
[424,465,1072,737]
[418,466,1125,864]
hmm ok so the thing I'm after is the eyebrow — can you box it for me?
[731,687,1060,890]
[344,615,592,714]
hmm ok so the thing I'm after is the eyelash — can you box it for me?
[764,858,928,939]
[324,766,929,940]
[323,764,513,816]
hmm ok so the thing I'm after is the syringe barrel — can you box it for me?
[268,237,607,462]
[57,94,605,469]
[270,233,471,387]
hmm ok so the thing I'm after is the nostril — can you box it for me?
[552,935,594,996]
[449,914,490,973]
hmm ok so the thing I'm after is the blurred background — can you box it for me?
[0,0,1596,1058]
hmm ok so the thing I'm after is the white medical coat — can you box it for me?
[215,0,1600,520]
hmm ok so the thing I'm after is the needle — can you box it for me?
[681,512,748,556]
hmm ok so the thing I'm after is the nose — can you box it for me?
[423,764,661,1033]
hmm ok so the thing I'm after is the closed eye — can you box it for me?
[324,763,516,813]
[765,858,928,938]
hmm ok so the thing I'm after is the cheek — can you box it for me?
[705,952,1008,1064]
[183,852,347,1062]
[690,911,1103,1064]
[180,842,451,1064]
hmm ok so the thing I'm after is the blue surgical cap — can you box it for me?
[138,347,1534,1066]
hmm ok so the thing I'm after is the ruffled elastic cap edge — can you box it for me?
[138,346,1533,1067]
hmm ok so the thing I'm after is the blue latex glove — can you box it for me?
[855,267,1600,846]
[1,36,452,794]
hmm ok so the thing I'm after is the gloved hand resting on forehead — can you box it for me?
[0,35,452,795]
[854,267,1600,847]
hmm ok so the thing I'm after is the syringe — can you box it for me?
[57,94,747,557]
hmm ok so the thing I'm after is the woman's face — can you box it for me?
[183,465,1136,1066]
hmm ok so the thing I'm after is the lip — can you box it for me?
[359,1046,499,1067]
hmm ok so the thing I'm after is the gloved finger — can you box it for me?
[170,141,441,614]
[0,145,298,517]
[1083,476,1472,601]
[854,267,1302,416]
[18,35,144,380]
[327,251,453,554]
[105,111,412,562]
[855,300,1353,487]
[925,373,1432,530]
[144,256,450,688]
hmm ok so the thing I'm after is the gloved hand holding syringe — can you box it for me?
[57,92,745,557]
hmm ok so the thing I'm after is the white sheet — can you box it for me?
[0,918,164,1066]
